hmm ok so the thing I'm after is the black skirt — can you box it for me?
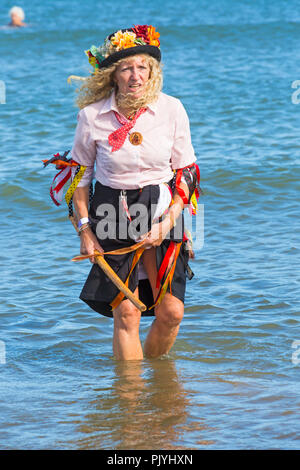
[79,181,190,318]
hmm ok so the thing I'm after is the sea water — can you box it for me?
[0,0,299,449]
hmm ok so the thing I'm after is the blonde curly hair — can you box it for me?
[76,54,163,113]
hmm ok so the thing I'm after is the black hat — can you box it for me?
[85,25,161,71]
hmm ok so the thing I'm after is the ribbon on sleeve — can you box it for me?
[43,152,86,207]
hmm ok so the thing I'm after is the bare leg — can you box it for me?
[113,289,144,361]
[143,295,184,358]
[142,248,184,358]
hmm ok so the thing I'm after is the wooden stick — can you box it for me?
[71,236,148,261]
[94,253,146,312]
[69,215,146,312]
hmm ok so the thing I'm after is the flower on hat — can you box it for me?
[85,44,107,70]
[90,45,105,62]
[111,30,137,50]
[132,25,160,47]
[147,25,160,47]
[85,50,98,68]
[132,25,149,43]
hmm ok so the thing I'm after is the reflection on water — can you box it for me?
[74,358,207,450]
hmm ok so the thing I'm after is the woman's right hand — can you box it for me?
[79,227,104,263]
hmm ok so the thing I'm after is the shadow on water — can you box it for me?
[72,358,209,450]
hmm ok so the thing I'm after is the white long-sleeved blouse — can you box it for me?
[71,91,196,190]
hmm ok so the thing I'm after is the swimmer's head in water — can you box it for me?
[9,6,25,25]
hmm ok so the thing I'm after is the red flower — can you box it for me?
[132,24,150,43]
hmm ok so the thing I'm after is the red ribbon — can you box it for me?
[156,241,176,289]
[175,169,189,205]
[175,163,201,206]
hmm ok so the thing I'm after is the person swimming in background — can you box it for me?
[8,6,27,27]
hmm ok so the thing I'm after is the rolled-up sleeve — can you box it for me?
[71,108,96,187]
[171,100,196,170]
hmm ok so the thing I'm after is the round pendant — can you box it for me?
[129,132,143,146]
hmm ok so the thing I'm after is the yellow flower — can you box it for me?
[111,30,137,50]
[89,56,97,67]
[85,50,97,68]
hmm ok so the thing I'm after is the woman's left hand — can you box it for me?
[142,217,172,248]
[141,191,187,248]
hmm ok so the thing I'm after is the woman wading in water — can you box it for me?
[70,25,200,360]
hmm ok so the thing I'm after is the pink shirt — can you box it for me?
[71,91,196,190]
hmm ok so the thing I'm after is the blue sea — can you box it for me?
[0,0,299,450]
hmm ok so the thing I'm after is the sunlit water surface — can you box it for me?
[0,0,299,450]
